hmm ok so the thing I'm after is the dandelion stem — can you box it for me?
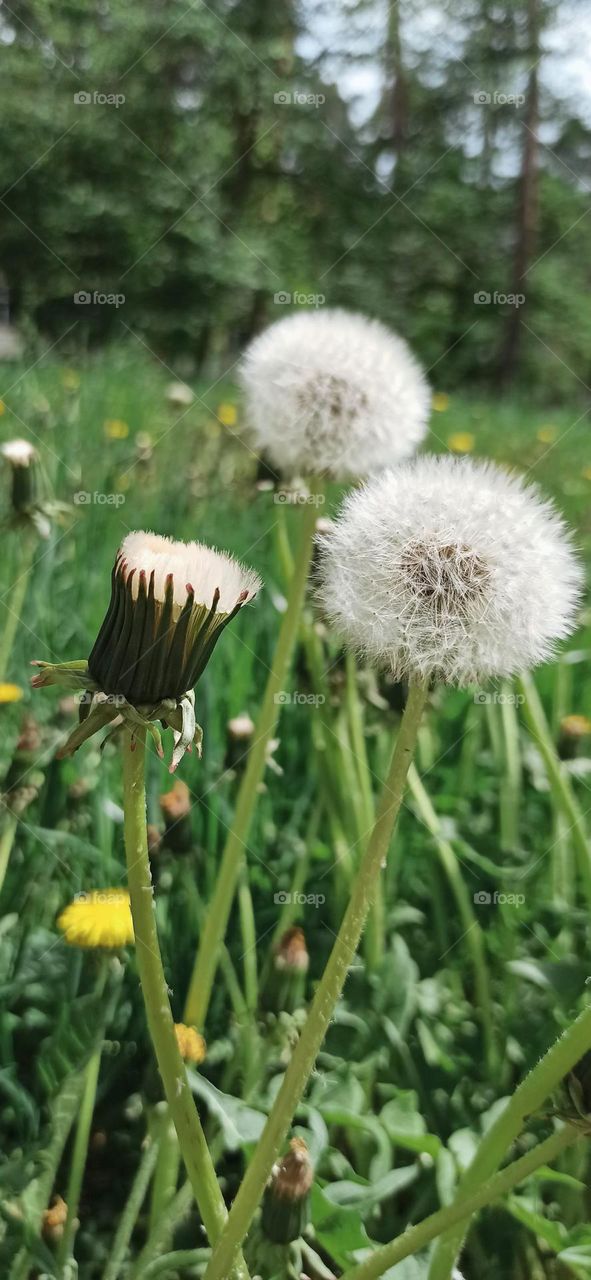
[427,1000,591,1280]
[183,482,322,1029]
[102,1135,159,1280]
[57,1045,102,1274]
[407,763,498,1074]
[121,729,250,1280]
[517,671,591,904]
[341,1125,579,1280]
[202,679,429,1280]
[0,531,36,683]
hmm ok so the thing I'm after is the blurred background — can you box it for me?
[1,0,591,396]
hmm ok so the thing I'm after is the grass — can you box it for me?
[0,345,591,1279]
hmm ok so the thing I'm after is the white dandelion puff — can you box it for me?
[317,456,583,686]
[0,438,39,467]
[240,308,430,479]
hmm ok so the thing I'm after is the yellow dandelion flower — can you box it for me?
[447,431,475,454]
[0,400,5,416]
[432,392,449,413]
[217,402,237,427]
[0,683,23,703]
[104,419,129,440]
[174,1023,207,1064]
[62,370,80,391]
[582,466,591,481]
[537,425,557,444]
[57,889,134,949]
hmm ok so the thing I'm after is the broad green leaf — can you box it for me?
[380,1093,441,1158]
[188,1072,266,1149]
[310,1182,370,1269]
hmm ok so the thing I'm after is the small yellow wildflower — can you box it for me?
[432,392,449,413]
[537,426,557,444]
[447,432,475,454]
[62,370,80,391]
[104,419,129,440]
[217,402,237,427]
[174,1023,206,1064]
[582,466,591,482]
[57,889,134,949]
[0,683,23,703]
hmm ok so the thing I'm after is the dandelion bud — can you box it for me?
[261,1138,313,1244]
[559,714,591,759]
[274,926,309,975]
[241,309,429,479]
[160,779,193,853]
[318,457,582,686]
[42,1195,68,1243]
[1,438,39,511]
[88,532,261,705]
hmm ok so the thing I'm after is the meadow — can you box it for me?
[1,343,591,1280]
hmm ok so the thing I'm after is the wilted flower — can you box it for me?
[261,1138,313,1244]
[32,531,261,769]
[1,437,67,537]
[174,1022,206,1064]
[318,457,582,686]
[240,308,430,479]
[57,889,134,949]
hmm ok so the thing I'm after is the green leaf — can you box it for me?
[505,1195,567,1251]
[188,1072,266,1150]
[380,1093,441,1158]
[310,1183,370,1270]
[37,990,109,1094]
[324,1164,418,1213]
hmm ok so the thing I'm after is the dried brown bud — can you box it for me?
[42,1195,68,1242]
[261,1138,313,1243]
[274,927,309,975]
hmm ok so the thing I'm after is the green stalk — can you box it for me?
[203,680,429,1280]
[121,729,250,1280]
[427,1000,591,1280]
[344,653,384,969]
[407,764,498,1074]
[517,671,591,903]
[0,813,18,897]
[499,683,522,852]
[103,1136,160,1280]
[0,532,37,683]
[342,1126,579,1280]
[57,1046,102,1273]
[183,485,322,1029]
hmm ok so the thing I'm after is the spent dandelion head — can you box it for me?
[318,456,583,686]
[57,889,134,949]
[240,308,430,480]
[32,531,261,769]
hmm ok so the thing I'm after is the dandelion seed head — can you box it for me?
[119,532,261,613]
[240,309,430,478]
[318,456,583,685]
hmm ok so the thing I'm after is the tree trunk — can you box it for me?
[500,0,539,386]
